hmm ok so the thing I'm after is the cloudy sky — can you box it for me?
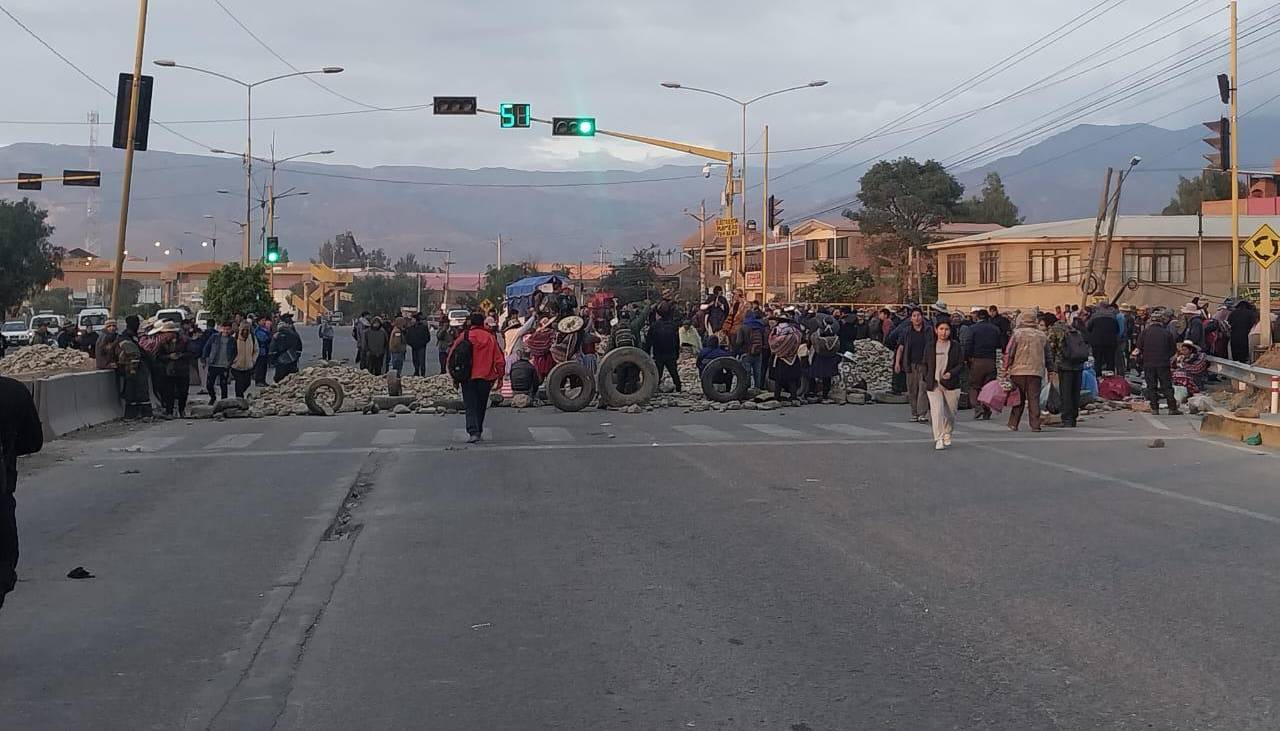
[0,0,1274,178]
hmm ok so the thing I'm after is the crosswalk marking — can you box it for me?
[135,436,183,452]
[742,423,805,438]
[528,426,574,443]
[815,423,889,437]
[372,428,416,446]
[886,422,933,434]
[957,420,1012,432]
[290,431,340,447]
[673,424,734,441]
[206,433,263,450]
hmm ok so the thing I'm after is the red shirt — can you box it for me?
[449,326,506,382]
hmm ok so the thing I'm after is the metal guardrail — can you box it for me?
[1205,355,1280,414]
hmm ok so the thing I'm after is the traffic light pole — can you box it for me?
[109,0,149,319]
[1230,0,1240,298]
[761,124,769,304]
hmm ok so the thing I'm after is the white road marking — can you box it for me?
[973,443,1280,526]
[134,436,183,452]
[743,423,805,438]
[372,428,416,446]
[815,423,889,437]
[672,424,734,441]
[1143,414,1171,431]
[290,431,340,447]
[885,422,933,434]
[528,426,574,443]
[206,433,263,450]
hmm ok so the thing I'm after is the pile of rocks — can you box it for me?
[246,364,461,416]
[0,344,93,378]
[839,339,893,393]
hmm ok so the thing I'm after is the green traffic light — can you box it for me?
[266,252,280,263]
[578,120,593,135]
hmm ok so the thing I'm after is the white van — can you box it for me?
[76,307,111,333]
[154,307,190,325]
[29,312,66,332]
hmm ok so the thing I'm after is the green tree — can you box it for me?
[203,263,276,321]
[794,261,875,303]
[393,252,439,273]
[345,274,420,317]
[849,157,965,251]
[599,246,661,304]
[30,287,74,316]
[478,262,535,306]
[104,278,144,311]
[0,198,61,316]
[1161,171,1231,215]
[954,172,1023,227]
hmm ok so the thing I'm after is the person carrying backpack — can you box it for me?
[734,307,768,389]
[447,313,506,443]
[1047,314,1090,428]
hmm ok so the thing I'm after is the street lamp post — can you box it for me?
[153,60,342,266]
[212,148,330,248]
[661,80,827,291]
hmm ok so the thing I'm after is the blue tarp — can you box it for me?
[505,275,564,315]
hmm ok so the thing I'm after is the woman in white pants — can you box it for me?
[923,320,964,450]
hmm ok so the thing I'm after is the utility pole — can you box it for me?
[109,0,150,318]
[761,124,769,304]
[685,200,713,295]
[423,247,452,311]
[1230,0,1241,298]
[1080,167,1113,308]
[596,244,612,269]
[494,233,503,271]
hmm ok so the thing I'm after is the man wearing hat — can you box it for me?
[1178,302,1206,351]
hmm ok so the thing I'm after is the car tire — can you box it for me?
[596,346,658,407]
[304,377,345,416]
[700,356,750,403]
[545,361,596,412]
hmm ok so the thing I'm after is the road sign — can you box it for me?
[17,173,41,190]
[1243,223,1280,270]
[62,170,101,187]
[479,298,494,312]
[744,271,762,289]
[715,217,740,238]
[499,103,530,128]
[339,291,354,302]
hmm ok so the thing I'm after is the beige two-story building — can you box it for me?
[928,215,1279,311]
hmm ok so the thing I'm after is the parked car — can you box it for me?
[154,307,190,325]
[75,307,110,333]
[2,320,31,347]
[28,312,66,332]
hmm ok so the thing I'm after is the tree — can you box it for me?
[477,262,535,306]
[366,248,391,270]
[393,252,439,273]
[0,198,61,316]
[344,274,421,317]
[599,246,661,304]
[104,278,143,311]
[312,231,366,268]
[954,172,1023,227]
[280,247,291,264]
[794,261,875,303]
[1161,171,1231,215]
[30,287,74,316]
[849,157,965,251]
[203,263,276,321]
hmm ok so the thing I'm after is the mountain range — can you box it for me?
[2,117,1273,269]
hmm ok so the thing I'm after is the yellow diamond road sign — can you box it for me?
[1243,223,1280,270]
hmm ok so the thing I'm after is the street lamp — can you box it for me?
[153,59,343,265]
[662,79,827,286]
[211,148,329,245]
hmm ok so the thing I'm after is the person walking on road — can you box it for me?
[1135,313,1181,415]
[924,320,964,450]
[1004,311,1050,432]
[202,321,236,404]
[318,317,335,361]
[448,313,506,443]
[895,308,934,423]
[361,316,389,375]
[405,313,431,376]
[230,322,258,398]
[268,314,303,383]
[0,374,43,612]
[647,303,682,393]
[151,321,192,419]
[734,307,768,390]
[117,316,153,419]
[252,316,273,387]
[965,308,1002,420]
[353,312,371,371]
[1046,313,1090,428]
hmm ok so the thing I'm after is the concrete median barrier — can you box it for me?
[33,370,122,439]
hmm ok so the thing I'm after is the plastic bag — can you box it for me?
[1082,368,1099,398]
[978,379,1009,413]
[1045,383,1062,414]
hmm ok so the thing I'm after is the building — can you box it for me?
[928,214,1280,311]
[680,218,1003,303]
[1201,164,1280,216]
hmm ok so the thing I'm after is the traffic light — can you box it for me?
[266,236,281,264]
[552,117,595,136]
[767,195,784,230]
[1203,117,1230,172]
[499,103,530,128]
[62,169,101,187]
[1217,73,1231,105]
[17,173,41,191]
[433,96,477,115]
[113,73,154,151]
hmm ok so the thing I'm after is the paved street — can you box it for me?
[3,401,1279,729]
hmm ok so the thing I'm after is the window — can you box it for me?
[946,254,966,286]
[1029,248,1080,283]
[805,240,819,260]
[980,250,999,284]
[706,257,725,274]
[1122,247,1186,284]
[835,237,850,259]
[826,238,836,260]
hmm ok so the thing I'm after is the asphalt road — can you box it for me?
[3,400,1279,730]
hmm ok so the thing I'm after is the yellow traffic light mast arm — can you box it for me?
[477,108,733,163]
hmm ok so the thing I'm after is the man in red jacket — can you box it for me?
[448,312,507,443]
